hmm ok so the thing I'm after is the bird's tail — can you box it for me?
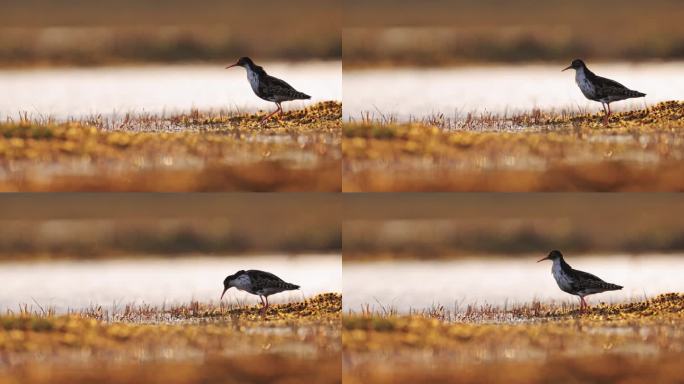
[607,283,623,291]
[284,282,300,291]
[629,90,646,98]
[295,91,311,100]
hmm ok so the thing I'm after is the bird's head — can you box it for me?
[221,270,246,299]
[562,59,585,72]
[538,250,563,263]
[226,57,255,69]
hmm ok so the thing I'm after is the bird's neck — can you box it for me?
[552,257,572,274]
[244,65,262,92]
[245,64,266,77]
[577,65,595,81]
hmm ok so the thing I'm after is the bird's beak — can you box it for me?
[220,287,228,300]
[562,65,572,72]
[537,256,549,263]
[226,63,239,69]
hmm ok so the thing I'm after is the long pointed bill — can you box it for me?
[537,256,549,263]
[220,287,228,300]
[561,65,572,72]
[225,63,239,69]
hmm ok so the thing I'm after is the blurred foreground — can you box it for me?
[343,102,684,192]
[343,293,684,384]
[0,293,341,384]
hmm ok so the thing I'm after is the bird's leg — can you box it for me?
[601,104,609,125]
[264,296,269,310]
[277,103,283,117]
[260,106,281,124]
[579,297,589,313]
[258,296,267,315]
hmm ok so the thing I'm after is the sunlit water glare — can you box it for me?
[0,61,341,120]
[344,255,684,313]
[344,62,684,121]
[0,255,341,313]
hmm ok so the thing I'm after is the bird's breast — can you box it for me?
[575,70,596,99]
[246,69,260,94]
[232,274,254,292]
[551,263,574,293]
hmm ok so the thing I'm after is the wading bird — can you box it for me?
[221,270,300,313]
[538,250,622,311]
[563,59,645,120]
[226,57,311,123]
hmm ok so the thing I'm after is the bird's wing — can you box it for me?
[260,75,309,99]
[251,271,299,291]
[594,75,642,98]
[248,270,285,282]
[570,269,614,290]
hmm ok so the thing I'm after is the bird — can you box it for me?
[220,269,300,313]
[226,57,311,123]
[562,59,645,119]
[537,250,622,311]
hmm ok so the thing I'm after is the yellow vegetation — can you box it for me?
[0,101,341,191]
[343,293,684,383]
[0,293,341,384]
[343,101,684,191]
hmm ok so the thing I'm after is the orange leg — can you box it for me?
[260,104,281,123]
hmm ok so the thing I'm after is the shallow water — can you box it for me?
[343,255,684,312]
[0,255,341,312]
[343,62,684,121]
[0,61,341,120]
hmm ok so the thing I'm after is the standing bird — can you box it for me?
[538,250,622,311]
[563,59,645,119]
[226,57,311,123]
[220,270,300,313]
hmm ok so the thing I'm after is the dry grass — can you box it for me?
[343,293,684,383]
[0,293,341,384]
[0,101,341,191]
[343,101,684,191]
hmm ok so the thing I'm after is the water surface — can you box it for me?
[344,62,684,121]
[0,254,341,313]
[344,255,684,312]
[0,61,341,120]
